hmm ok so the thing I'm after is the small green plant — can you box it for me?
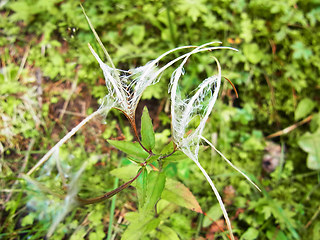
[23,6,262,240]
[1,1,319,239]
[25,7,259,239]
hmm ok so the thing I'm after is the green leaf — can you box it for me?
[136,168,148,209]
[240,17,253,42]
[243,43,264,64]
[21,213,36,227]
[126,25,145,45]
[122,214,160,240]
[156,199,179,221]
[142,84,164,99]
[298,129,320,170]
[163,151,189,168]
[177,0,208,22]
[240,227,259,240]
[162,178,202,213]
[160,141,174,155]
[313,222,320,240]
[266,228,288,240]
[110,165,140,182]
[291,41,313,60]
[88,225,105,240]
[156,225,180,240]
[143,171,166,212]
[108,140,149,159]
[275,231,289,240]
[310,112,320,132]
[202,203,223,228]
[294,98,316,121]
[261,205,273,219]
[164,151,189,162]
[124,212,139,223]
[146,154,159,165]
[141,106,155,151]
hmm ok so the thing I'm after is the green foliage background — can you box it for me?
[1,0,320,239]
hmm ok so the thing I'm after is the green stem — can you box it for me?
[107,176,119,240]
[160,149,176,159]
[165,0,176,46]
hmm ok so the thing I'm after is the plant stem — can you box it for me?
[27,108,104,176]
[107,176,119,240]
[160,149,176,159]
[127,113,153,155]
[165,0,176,46]
[77,169,142,205]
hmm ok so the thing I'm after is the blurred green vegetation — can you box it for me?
[1,0,320,239]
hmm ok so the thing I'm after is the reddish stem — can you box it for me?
[77,168,143,205]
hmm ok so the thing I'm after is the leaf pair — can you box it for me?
[111,165,202,214]
[108,106,155,159]
[137,170,166,213]
[121,169,165,240]
[115,165,202,240]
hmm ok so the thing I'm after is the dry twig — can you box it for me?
[266,115,313,139]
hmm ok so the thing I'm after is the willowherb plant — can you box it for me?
[25,6,261,240]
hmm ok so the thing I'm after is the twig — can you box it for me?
[71,213,91,238]
[264,74,280,127]
[59,75,79,119]
[110,209,125,240]
[27,108,104,176]
[266,115,313,139]
[304,205,320,229]
[35,69,43,109]
[15,45,30,81]
[57,109,87,117]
